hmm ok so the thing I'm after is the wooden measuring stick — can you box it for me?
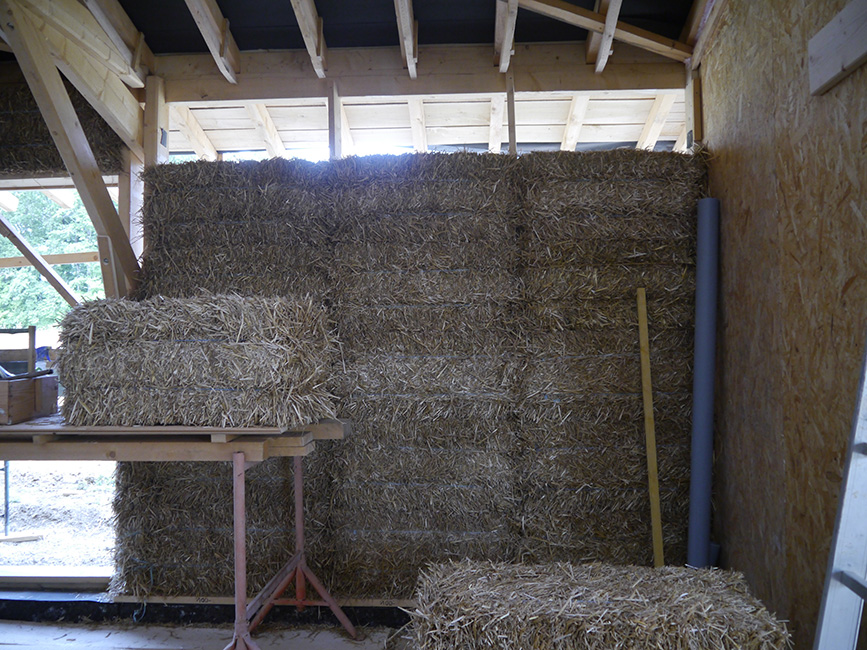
[637,287,665,567]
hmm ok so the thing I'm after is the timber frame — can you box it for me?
[0,0,724,305]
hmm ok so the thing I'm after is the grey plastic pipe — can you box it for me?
[687,197,720,568]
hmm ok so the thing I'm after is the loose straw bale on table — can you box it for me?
[413,560,790,650]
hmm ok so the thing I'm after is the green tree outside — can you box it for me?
[0,191,104,330]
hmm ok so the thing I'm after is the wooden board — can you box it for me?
[0,378,36,425]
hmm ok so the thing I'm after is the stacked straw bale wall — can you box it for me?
[0,80,123,177]
[118,151,704,598]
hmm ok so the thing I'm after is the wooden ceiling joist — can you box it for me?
[171,104,218,160]
[494,0,518,73]
[0,212,81,306]
[13,1,144,159]
[636,93,676,149]
[183,0,240,84]
[290,0,327,79]
[245,103,286,158]
[594,0,623,73]
[19,0,145,88]
[408,97,427,152]
[517,0,692,62]
[394,0,418,78]
[560,94,589,151]
[0,251,99,269]
[79,0,155,74]
[160,44,685,104]
[488,95,505,153]
[0,0,140,293]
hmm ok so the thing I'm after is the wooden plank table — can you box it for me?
[0,415,356,649]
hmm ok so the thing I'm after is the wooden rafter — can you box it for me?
[594,0,623,73]
[808,0,867,95]
[171,105,218,160]
[14,1,144,159]
[183,0,240,84]
[584,0,608,64]
[690,0,727,70]
[19,0,144,88]
[408,97,427,152]
[680,0,712,46]
[561,94,589,151]
[290,0,327,79]
[79,0,155,74]
[0,251,99,269]
[40,188,77,209]
[245,104,286,158]
[636,93,676,150]
[0,212,81,306]
[0,0,139,293]
[159,44,685,104]
[518,0,692,62]
[394,0,418,79]
[488,95,505,153]
[494,0,518,73]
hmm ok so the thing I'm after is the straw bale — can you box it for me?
[329,529,513,599]
[525,298,694,331]
[337,304,520,356]
[523,326,692,358]
[332,269,518,306]
[413,560,791,650]
[522,210,695,245]
[518,485,690,565]
[0,81,122,176]
[331,238,513,272]
[58,294,336,429]
[522,265,694,302]
[337,395,516,449]
[523,350,692,395]
[522,236,695,267]
[336,353,519,398]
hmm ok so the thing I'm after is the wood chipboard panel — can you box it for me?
[702,0,867,646]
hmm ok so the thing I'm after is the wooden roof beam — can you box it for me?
[171,104,218,160]
[40,188,77,209]
[19,0,145,88]
[690,0,728,70]
[636,93,676,150]
[0,0,139,292]
[518,0,692,62]
[561,94,589,151]
[394,0,418,79]
[245,103,286,158]
[79,0,155,74]
[290,0,327,79]
[494,0,518,73]
[0,212,81,306]
[183,0,240,84]
[0,251,98,269]
[680,0,712,46]
[408,97,427,152]
[594,0,623,73]
[13,1,144,159]
[584,0,607,64]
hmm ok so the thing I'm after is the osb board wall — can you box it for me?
[702,0,867,647]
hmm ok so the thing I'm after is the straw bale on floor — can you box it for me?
[413,561,791,650]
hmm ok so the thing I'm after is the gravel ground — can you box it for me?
[0,460,114,566]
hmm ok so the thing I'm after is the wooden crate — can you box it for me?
[0,376,57,425]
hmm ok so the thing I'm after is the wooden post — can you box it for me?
[27,326,36,373]
[118,148,144,259]
[328,81,342,160]
[144,76,169,167]
[637,287,665,567]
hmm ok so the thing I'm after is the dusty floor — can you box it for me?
[0,460,115,566]
[0,620,411,649]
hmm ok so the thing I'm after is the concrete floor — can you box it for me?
[0,620,404,649]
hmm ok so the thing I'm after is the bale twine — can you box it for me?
[413,560,791,650]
